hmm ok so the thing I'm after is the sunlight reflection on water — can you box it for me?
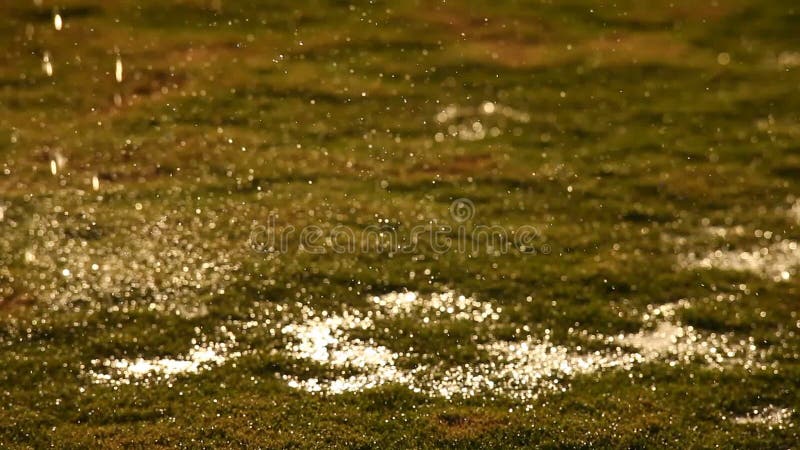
[89,331,239,386]
[86,290,772,400]
[279,291,768,400]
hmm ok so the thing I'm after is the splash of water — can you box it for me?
[433,102,530,142]
[732,406,794,429]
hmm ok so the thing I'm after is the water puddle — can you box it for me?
[84,289,770,399]
[279,291,767,400]
[89,331,240,386]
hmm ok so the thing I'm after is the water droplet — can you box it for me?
[42,52,53,77]
[115,56,123,83]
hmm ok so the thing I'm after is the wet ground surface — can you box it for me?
[1,0,800,447]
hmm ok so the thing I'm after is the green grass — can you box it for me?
[1,0,800,447]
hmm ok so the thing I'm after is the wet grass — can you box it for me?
[1,0,800,447]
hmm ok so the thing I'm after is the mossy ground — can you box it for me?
[1,0,799,447]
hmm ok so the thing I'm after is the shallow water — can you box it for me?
[89,290,772,402]
[280,292,768,400]
[89,328,240,386]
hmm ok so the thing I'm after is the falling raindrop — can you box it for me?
[50,159,58,175]
[53,12,62,31]
[92,175,100,191]
[42,52,53,77]
[115,55,123,83]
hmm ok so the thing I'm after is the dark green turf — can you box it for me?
[1,0,799,447]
